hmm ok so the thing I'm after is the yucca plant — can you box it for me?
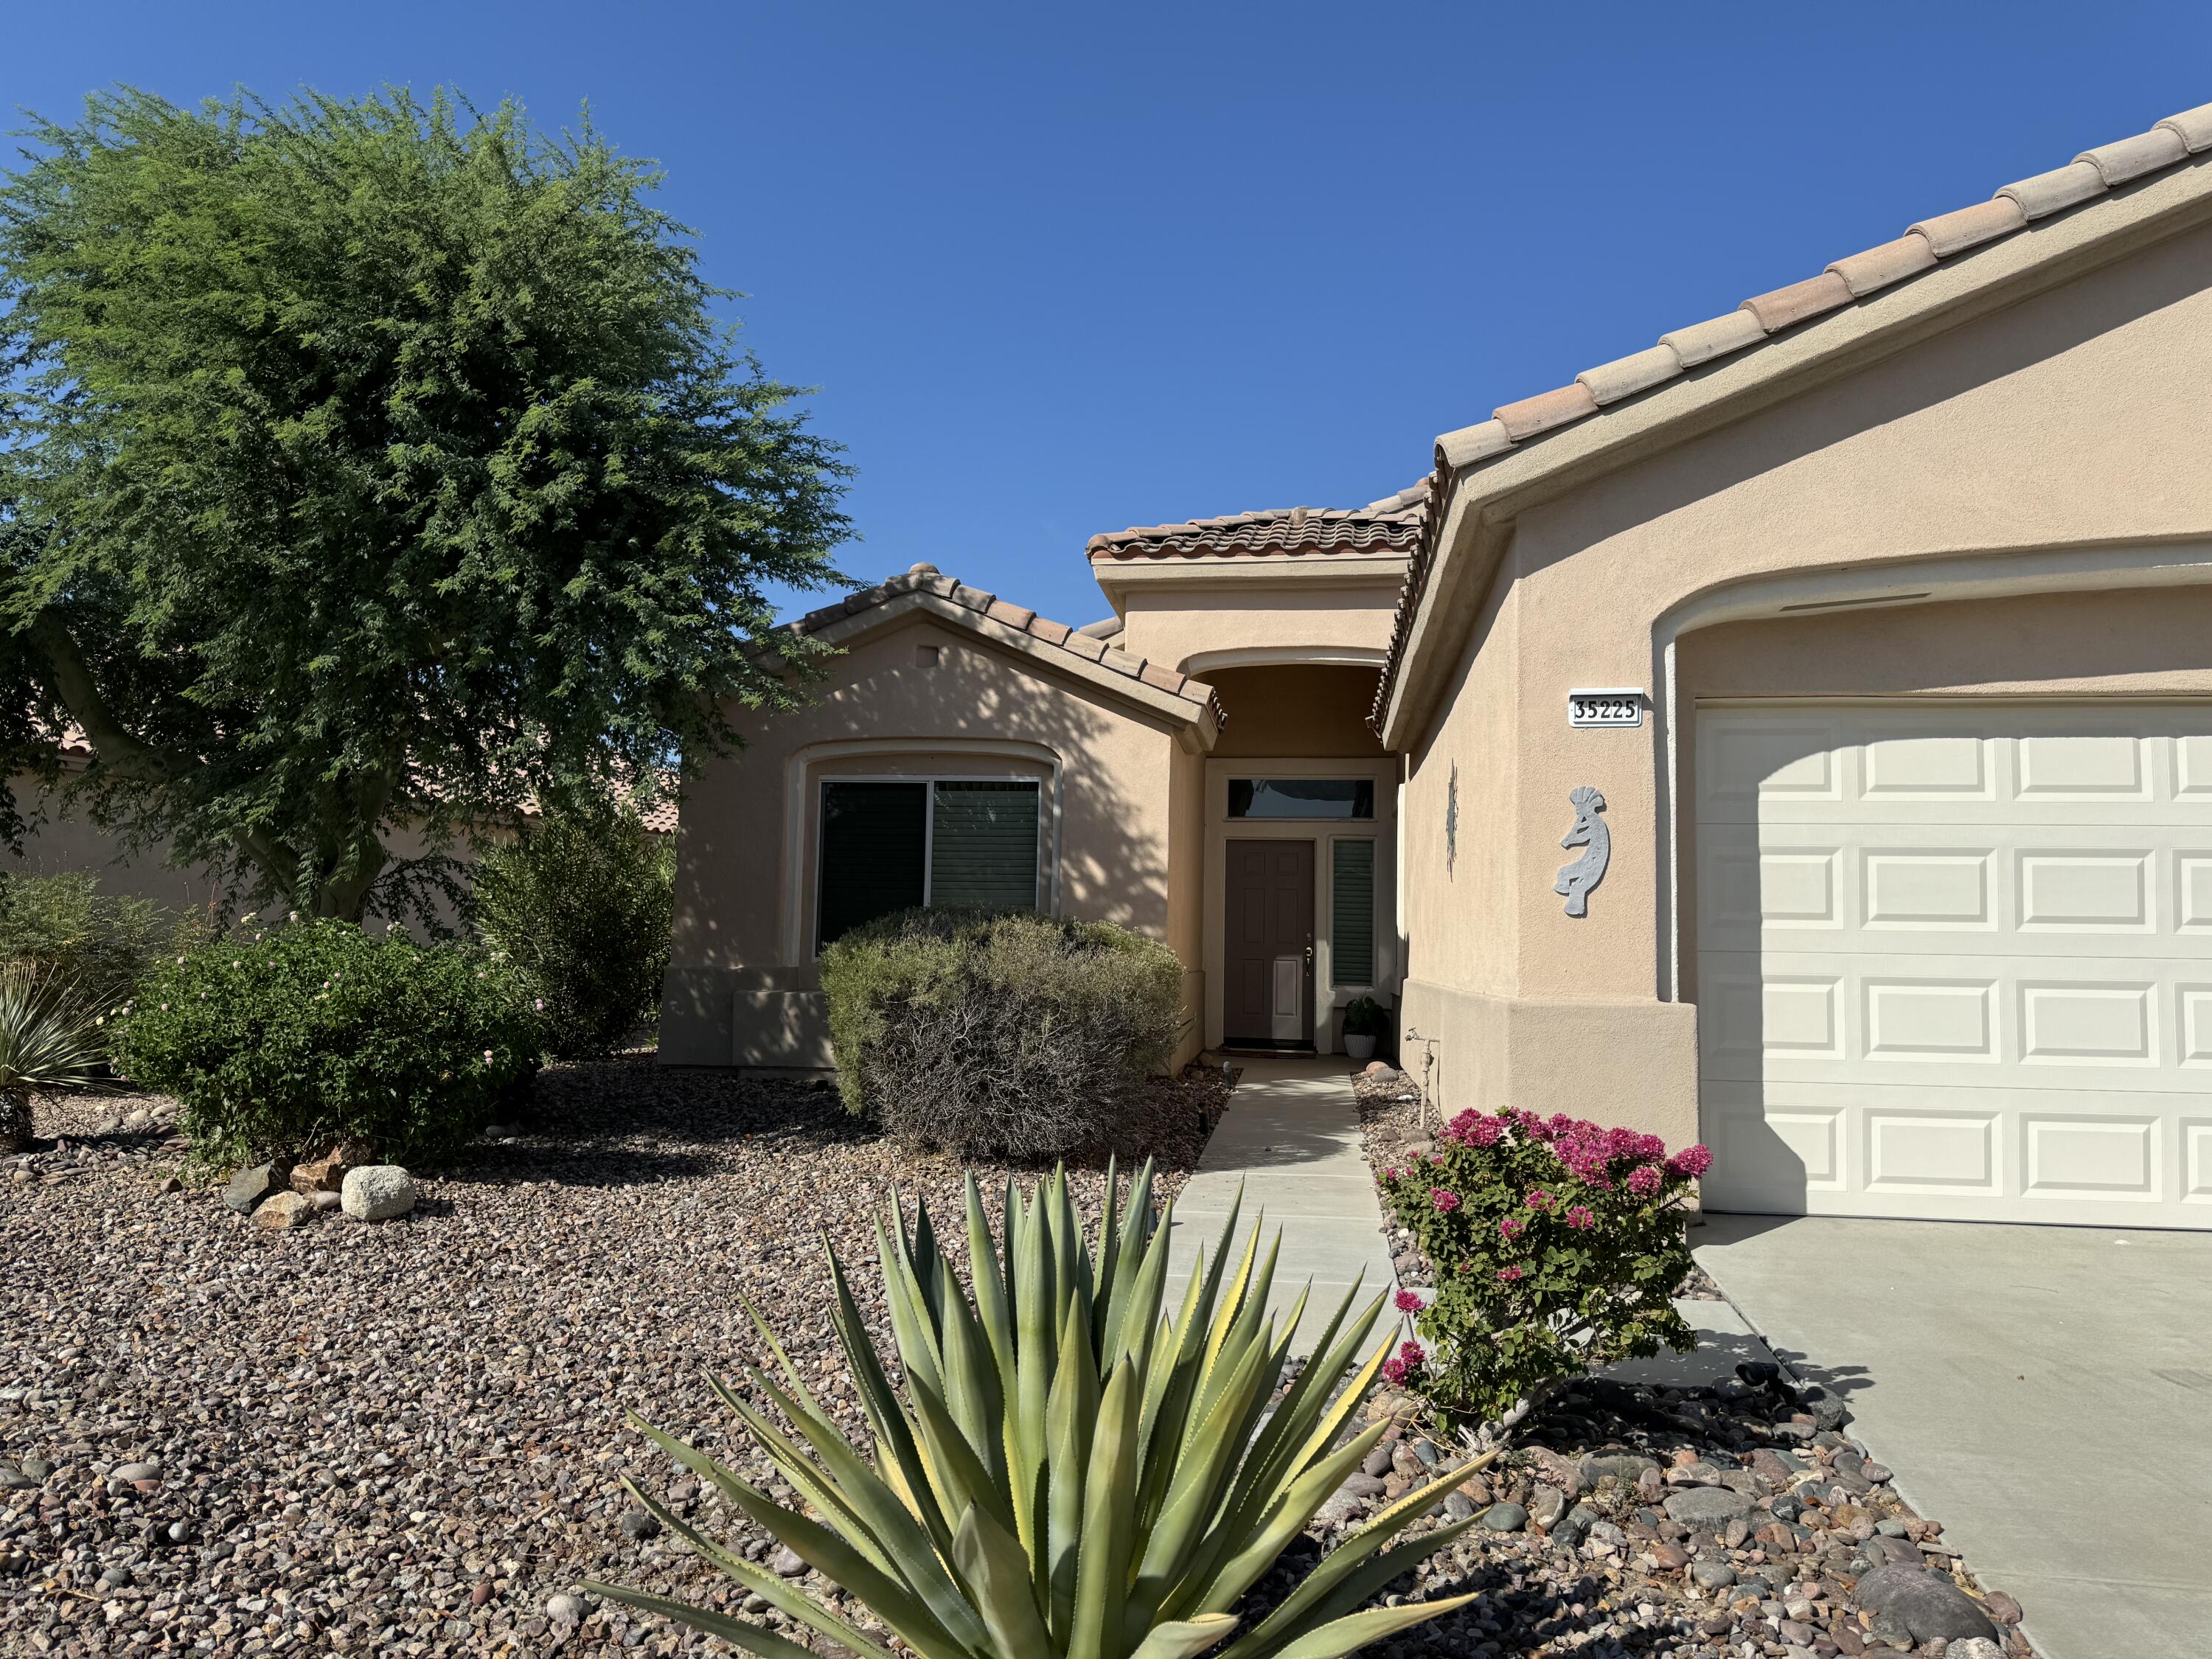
[592,1162,1477,1658]
[0,961,105,1152]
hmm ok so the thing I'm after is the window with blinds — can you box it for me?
[1332,838,1376,987]
[817,779,1042,947]
[931,782,1041,908]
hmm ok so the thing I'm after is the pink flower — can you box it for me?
[1498,1216,1525,1239]
[1429,1188,1461,1214]
[1666,1144,1714,1179]
[1381,1338,1427,1388]
[1394,1289,1424,1313]
[1496,1265,1524,1283]
[1382,1166,1402,1181]
[1525,1189,1553,1211]
[1565,1206,1595,1230]
[1625,1164,1663,1197]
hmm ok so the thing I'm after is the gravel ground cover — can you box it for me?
[1330,1062,2036,1659]
[0,1059,1225,1657]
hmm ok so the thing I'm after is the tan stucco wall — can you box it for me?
[663,614,1194,1066]
[1206,665,1385,759]
[1166,745,1206,1068]
[3,776,481,931]
[1111,570,1405,675]
[1398,214,2212,1143]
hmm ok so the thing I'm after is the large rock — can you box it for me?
[1854,1564,2000,1645]
[341,1165,417,1221]
[223,1164,287,1214]
[1661,1484,1755,1527]
[254,1192,314,1229]
[291,1155,348,1194]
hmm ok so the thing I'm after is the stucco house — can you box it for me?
[664,100,2212,1230]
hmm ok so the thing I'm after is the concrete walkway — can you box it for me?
[1162,1056,1397,1353]
[1697,1214,2212,1659]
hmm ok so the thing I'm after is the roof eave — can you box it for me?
[785,590,1222,733]
[1089,549,1411,608]
[1377,150,2212,750]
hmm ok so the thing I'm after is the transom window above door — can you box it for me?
[1228,778,1375,819]
[817,779,1041,947]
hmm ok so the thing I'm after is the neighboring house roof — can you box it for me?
[1372,100,2212,735]
[1087,504,1422,560]
[784,563,1225,734]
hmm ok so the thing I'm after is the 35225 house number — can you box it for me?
[1567,689,1645,728]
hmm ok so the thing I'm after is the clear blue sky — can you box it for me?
[10,3,2212,629]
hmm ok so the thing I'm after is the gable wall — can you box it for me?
[663,615,1189,1064]
[1397,215,2212,1134]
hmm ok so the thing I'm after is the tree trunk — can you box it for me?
[0,1088,31,1154]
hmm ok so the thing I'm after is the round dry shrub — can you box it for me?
[818,907,1183,1158]
[117,918,545,1166]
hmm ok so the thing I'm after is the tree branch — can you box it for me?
[25,609,189,787]
[24,608,302,904]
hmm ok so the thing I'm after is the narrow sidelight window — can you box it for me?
[1332,838,1375,987]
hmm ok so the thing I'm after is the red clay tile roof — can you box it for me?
[1087,504,1422,560]
[785,563,1225,725]
[1372,100,2212,731]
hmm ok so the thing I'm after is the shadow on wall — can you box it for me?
[666,642,1186,1057]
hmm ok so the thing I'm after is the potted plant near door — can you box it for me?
[1342,994,1386,1062]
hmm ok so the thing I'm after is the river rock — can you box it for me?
[1579,1450,1658,1484]
[341,1165,417,1220]
[1854,1564,1999,1644]
[1662,1485,1753,1526]
[1528,1484,1567,1529]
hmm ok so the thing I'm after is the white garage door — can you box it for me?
[1696,703,2212,1228]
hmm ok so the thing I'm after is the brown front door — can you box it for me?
[1224,839,1315,1047]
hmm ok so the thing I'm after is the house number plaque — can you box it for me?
[1567,688,1644,728]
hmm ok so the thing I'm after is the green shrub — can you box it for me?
[117,919,544,1166]
[0,872,207,1018]
[819,908,1183,1158]
[594,1169,1476,1659]
[471,810,674,1060]
[1377,1108,1707,1436]
[0,961,105,1152]
[1342,995,1385,1037]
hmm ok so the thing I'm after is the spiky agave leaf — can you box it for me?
[590,1162,1475,1658]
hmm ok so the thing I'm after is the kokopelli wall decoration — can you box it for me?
[1554,785,1610,918]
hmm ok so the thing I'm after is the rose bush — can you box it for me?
[1377,1106,1711,1434]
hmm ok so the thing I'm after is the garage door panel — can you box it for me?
[1698,703,2212,1228]
[1703,1077,2202,1222]
[2020,1113,2162,1202]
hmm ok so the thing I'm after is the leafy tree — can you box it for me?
[0,86,848,922]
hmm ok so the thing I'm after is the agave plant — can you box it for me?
[591,1161,1477,1659]
[0,961,104,1152]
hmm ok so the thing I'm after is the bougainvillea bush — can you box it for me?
[1377,1107,1712,1433]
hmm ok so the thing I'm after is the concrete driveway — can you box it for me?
[1696,1214,2212,1659]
